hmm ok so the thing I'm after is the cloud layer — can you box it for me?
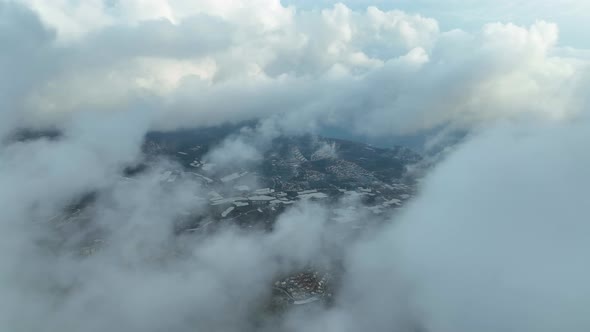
[329,120,590,332]
[2,0,589,137]
[2,1,590,332]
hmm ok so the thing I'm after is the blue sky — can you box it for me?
[282,0,590,48]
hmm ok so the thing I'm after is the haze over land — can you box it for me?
[1,1,590,331]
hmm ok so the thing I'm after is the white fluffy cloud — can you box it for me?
[3,0,587,138]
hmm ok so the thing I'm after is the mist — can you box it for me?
[2,0,590,331]
[330,120,590,332]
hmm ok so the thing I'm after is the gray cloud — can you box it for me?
[295,119,590,332]
[0,2,57,137]
[2,1,590,332]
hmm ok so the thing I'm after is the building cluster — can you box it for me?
[206,188,331,219]
[274,270,332,305]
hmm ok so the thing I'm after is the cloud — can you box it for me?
[287,119,588,332]
[4,0,587,137]
[0,124,337,331]
[285,0,590,47]
[0,1,57,138]
[311,140,338,160]
[2,1,590,332]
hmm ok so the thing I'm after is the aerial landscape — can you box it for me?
[1,1,590,331]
